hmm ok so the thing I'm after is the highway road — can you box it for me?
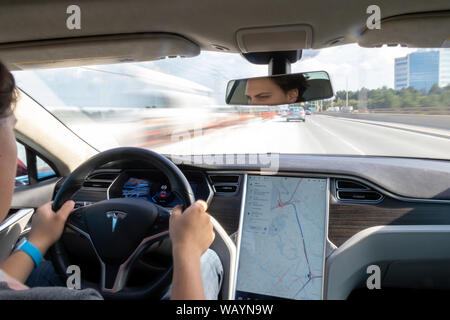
[153,114,450,160]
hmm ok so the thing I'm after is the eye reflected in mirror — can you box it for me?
[226,71,333,106]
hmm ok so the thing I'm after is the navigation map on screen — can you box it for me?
[235,175,328,300]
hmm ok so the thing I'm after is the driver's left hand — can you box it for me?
[28,200,75,254]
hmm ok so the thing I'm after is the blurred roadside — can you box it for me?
[49,106,278,150]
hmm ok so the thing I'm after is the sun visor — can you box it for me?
[236,25,313,53]
[358,11,450,48]
[0,33,200,70]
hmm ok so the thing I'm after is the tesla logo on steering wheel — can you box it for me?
[106,211,127,232]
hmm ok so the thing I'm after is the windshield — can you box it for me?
[13,44,450,163]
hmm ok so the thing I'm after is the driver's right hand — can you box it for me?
[169,200,215,258]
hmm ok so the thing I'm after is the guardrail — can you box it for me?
[328,106,450,115]
[321,110,450,131]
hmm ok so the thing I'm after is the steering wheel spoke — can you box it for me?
[101,263,128,293]
[149,204,171,236]
[100,229,170,293]
[66,206,89,234]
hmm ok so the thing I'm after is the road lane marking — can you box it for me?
[308,118,366,155]
[320,115,450,141]
[301,121,327,153]
[269,117,327,154]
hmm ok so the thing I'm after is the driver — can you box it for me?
[0,60,222,300]
[245,74,308,105]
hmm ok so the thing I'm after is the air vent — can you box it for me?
[337,191,383,201]
[83,181,112,189]
[209,174,241,195]
[335,179,383,203]
[214,185,237,193]
[87,173,120,180]
[83,170,120,190]
[336,180,368,190]
[209,175,240,183]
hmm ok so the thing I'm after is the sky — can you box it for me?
[140,43,419,92]
[13,43,446,108]
[293,44,416,91]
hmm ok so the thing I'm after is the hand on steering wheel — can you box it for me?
[28,201,75,255]
[170,201,215,258]
[50,147,195,299]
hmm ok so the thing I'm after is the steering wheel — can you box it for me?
[50,147,195,299]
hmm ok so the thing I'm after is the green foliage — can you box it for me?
[334,84,450,109]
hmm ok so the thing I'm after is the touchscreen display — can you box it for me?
[235,175,328,300]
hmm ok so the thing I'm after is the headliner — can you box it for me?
[1,0,449,52]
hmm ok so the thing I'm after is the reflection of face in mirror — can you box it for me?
[245,77,299,105]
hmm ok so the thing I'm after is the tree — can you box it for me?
[331,85,449,110]
[429,83,442,95]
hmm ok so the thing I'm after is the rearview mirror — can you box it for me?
[225,71,333,105]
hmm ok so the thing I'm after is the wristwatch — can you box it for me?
[14,237,43,269]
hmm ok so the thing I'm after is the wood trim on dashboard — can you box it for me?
[329,198,450,246]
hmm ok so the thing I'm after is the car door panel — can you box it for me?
[0,208,34,262]
[10,177,59,210]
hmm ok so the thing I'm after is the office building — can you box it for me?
[394,50,450,91]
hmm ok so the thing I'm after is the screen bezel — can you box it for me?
[233,174,330,300]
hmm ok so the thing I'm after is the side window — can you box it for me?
[37,156,56,180]
[16,142,28,186]
[15,141,57,187]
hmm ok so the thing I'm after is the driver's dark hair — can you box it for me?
[271,74,309,103]
[0,60,17,120]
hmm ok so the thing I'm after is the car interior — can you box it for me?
[1,0,450,300]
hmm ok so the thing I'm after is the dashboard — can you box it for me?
[121,176,177,206]
[75,169,212,208]
[65,154,450,300]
